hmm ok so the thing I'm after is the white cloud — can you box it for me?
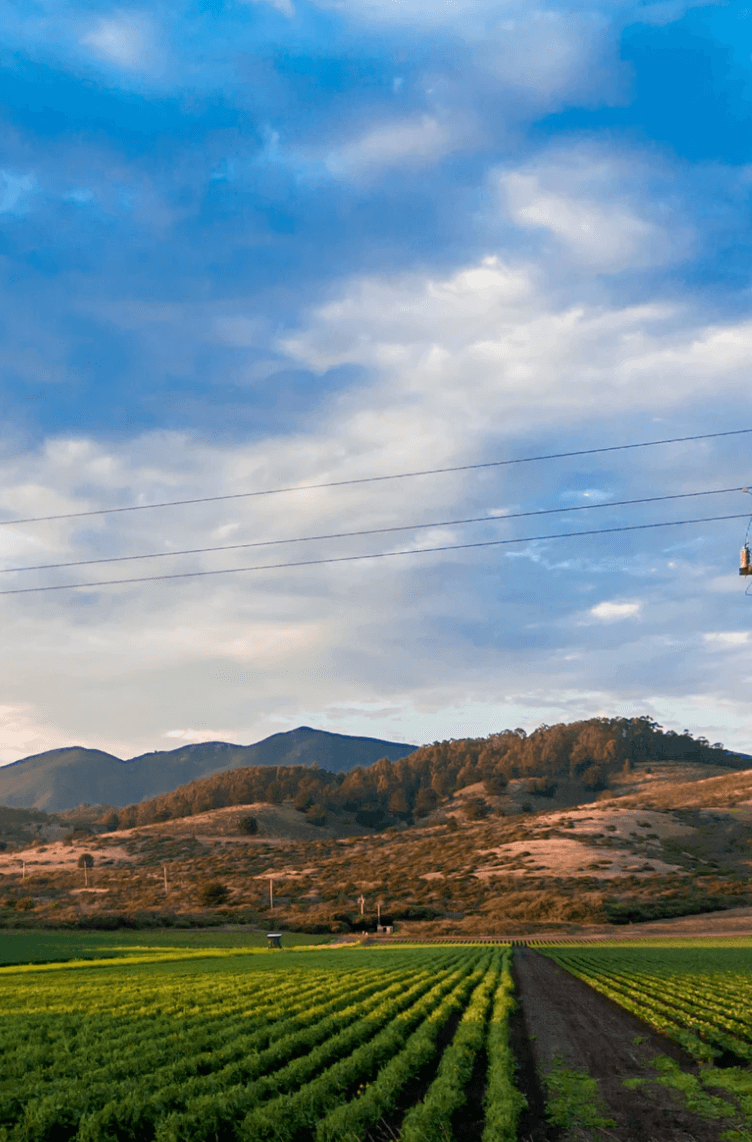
[324,115,471,180]
[4,242,752,760]
[80,12,154,70]
[484,10,624,104]
[703,631,751,646]
[590,601,642,621]
[498,146,688,271]
[281,254,752,433]
[503,172,663,270]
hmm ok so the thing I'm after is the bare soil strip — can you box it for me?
[513,949,724,1141]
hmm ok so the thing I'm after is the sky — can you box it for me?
[1,0,752,763]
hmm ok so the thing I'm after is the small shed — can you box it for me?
[266,932,283,948]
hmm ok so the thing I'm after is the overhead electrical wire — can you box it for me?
[0,484,746,576]
[1,510,748,596]
[1,426,750,528]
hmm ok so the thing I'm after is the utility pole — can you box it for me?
[269,877,274,912]
[84,863,88,888]
[377,901,381,925]
[163,865,169,895]
[357,894,365,916]
[22,861,25,881]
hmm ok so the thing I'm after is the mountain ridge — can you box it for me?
[0,728,418,812]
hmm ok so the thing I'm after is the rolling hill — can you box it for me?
[2,717,752,935]
[0,728,417,812]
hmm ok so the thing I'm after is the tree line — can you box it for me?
[101,716,739,831]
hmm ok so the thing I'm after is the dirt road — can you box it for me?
[513,948,726,1141]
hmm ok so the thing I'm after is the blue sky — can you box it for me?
[1,0,752,763]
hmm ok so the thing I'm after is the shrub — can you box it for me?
[355,808,386,830]
[238,816,258,835]
[199,881,230,907]
[464,797,488,820]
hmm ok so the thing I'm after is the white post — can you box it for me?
[163,865,169,894]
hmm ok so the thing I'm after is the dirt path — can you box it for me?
[513,948,726,1141]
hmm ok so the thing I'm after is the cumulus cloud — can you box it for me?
[590,600,642,621]
[281,254,752,433]
[1,242,751,759]
[703,631,751,646]
[80,12,155,70]
[324,114,477,180]
[498,146,689,272]
[483,10,626,105]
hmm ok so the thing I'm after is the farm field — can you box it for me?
[0,928,333,966]
[0,942,522,1142]
[524,939,752,1140]
[7,933,752,1142]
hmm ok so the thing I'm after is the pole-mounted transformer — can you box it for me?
[741,543,752,576]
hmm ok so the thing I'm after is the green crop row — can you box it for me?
[589,964,752,1033]
[397,952,500,1142]
[1,946,529,1142]
[235,957,489,1142]
[1,967,375,1081]
[546,949,752,1064]
[4,967,422,1137]
[68,956,478,1142]
[316,953,496,1142]
[482,949,526,1142]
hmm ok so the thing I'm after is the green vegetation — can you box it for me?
[544,941,752,1135]
[542,1058,616,1132]
[0,942,522,1142]
[482,952,526,1142]
[105,716,740,831]
[398,951,500,1142]
[545,942,752,1063]
[0,929,332,965]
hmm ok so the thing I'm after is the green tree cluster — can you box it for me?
[104,717,735,832]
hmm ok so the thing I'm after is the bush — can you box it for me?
[238,816,258,835]
[199,881,230,907]
[64,827,92,844]
[355,808,386,830]
[464,797,488,820]
[306,805,327,827]
[604,894,737,925]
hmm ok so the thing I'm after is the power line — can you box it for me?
[0,485,745,576]
[1,427,750,528]
[1,510,747,596]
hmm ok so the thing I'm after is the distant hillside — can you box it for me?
[106,716,748,833]
[0,728,417,812]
